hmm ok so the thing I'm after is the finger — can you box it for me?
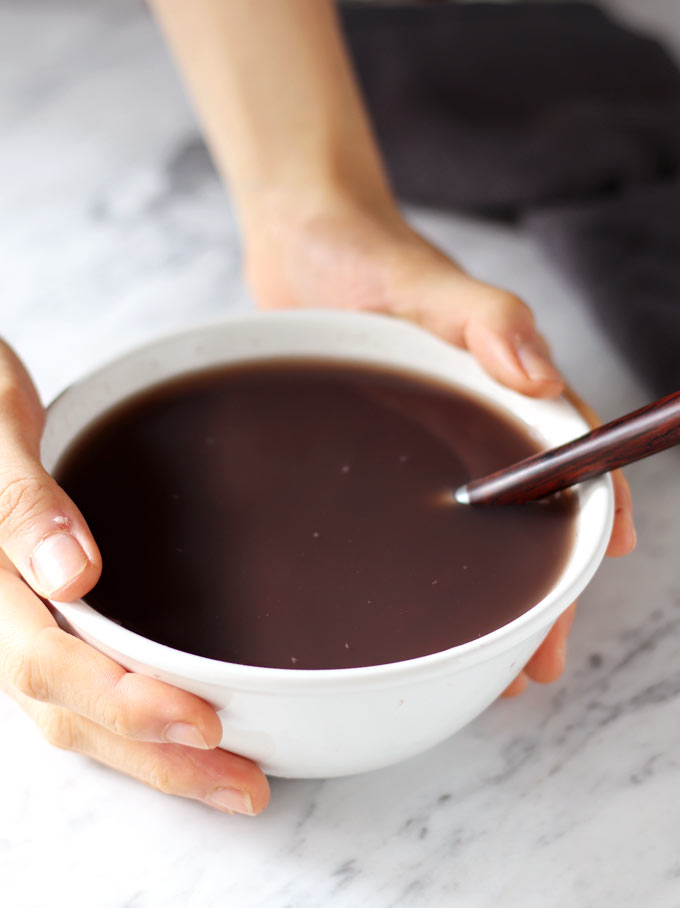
[606,469,636,557]
[0,340,101,600]
[501,671,529,698]
[396,268,565,399]
[0,568,223,748]
[18,695,269,815]
[523,602,577,684]
[0,546,19,575]
[562,385,636,557]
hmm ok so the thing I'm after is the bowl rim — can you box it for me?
[47,309,614,692]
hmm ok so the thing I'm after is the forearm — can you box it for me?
[149,0,395,229]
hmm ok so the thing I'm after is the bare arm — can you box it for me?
[149,0,636,699]
[149,0,394,229]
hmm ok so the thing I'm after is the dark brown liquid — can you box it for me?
[54,360,576,669]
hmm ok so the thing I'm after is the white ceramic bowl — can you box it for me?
[43,310,613,778]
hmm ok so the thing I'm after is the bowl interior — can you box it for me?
[43,310,613,688]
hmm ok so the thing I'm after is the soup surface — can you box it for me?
[54,359,576,669]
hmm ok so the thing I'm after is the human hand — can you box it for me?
[150,0,633,694]
[243,194,636,694]
[0,339,269,814]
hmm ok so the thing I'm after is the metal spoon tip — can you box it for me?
[454,486,470,505]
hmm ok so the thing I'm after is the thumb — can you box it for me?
[0,341,102,600]
[462,285,564,399]
[399,266,565,399]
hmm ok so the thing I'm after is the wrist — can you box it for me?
[236,163,403,260]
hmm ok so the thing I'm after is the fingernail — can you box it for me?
[206,787,255,816]
[515,338,563,384]
[30,531,89,595]
[163,722,209,749]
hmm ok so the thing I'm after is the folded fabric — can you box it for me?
[341,2,680,395]
[525,179,680,396]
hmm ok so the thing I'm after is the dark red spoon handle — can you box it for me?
[457,389,680,506]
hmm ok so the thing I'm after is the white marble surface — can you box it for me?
[2,2,680,906]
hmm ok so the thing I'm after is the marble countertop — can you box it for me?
[2,2,680,906]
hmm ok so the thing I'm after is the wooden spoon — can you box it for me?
[454,389,680,506]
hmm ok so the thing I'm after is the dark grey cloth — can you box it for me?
[525,180,680,396]
[341,2,680,395]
